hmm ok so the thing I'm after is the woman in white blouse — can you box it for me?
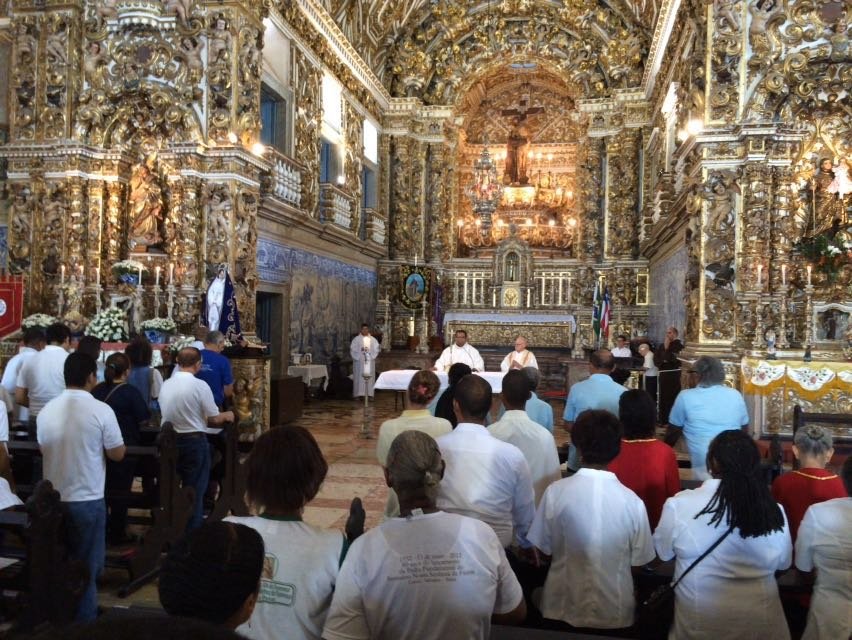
[654,430,792,640]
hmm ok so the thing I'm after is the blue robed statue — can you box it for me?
[205,264,242,341]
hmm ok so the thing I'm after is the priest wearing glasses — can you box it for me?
[433,330,485,372]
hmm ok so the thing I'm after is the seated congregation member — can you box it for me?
[522,367,554,432]
[489,370,560,506]
[37,352,126,621]
[563,349,626,470]
[654,430,792,640]
[771,424,845,542]
[433,363,471,428]
[92,352,150,544]
[323,431,525,640]
[436,374,536,549]
[125,335,164,418]
[76,335,105,383]
[159,521,264,631]
[528,410,654,634]
[16,322,71,433]
[500,335,538,372]
[795,456,852,640]
[159,347,234,531]
[665,356,749,480]
[377,370,452,518]
[608,389,679,528]
[225,426,350,640]
[433,330,484,372]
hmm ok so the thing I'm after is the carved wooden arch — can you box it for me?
[493,237,533,285]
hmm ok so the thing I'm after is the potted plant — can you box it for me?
[140,317,177,344]
[85,307,129,342]
[111,259,147,286]
[21,313,59,330]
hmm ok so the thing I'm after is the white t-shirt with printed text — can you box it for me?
[323,511,522,640]
[225,515,344,640]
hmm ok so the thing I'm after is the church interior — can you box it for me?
[0,0,849,635]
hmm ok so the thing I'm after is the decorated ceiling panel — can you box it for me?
[321,0,653,103]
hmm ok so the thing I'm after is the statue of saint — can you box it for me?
[808,157,840,237]
[128,154,164,249]
[504,116,531,186]
[205,264,242,340]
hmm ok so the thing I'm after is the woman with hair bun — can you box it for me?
[92,352,150,544]
[324,430,526,640]
[654,430,792,640]
[772,425,845,542]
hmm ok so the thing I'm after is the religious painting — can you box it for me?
[813,303,852,343]
[400,265,431,309]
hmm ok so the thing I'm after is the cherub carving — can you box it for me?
[208,17,233,63]
[163,0,193,26]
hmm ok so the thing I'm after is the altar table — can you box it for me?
[375,369,505,393]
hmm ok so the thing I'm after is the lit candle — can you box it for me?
[756,263,763,288]
[806,265,812,286]
[155,266,160,287]
[526,289,531,308]
[362,335,370,350]
[408,316,415,337]
[414,253,418,268]
[493,290,497,307]
[60,264,65,284]
[781,264,787,286]
[169,262,175,283]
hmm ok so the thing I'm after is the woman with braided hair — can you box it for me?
[771,425,845,542]
[654,430,792,639]
[377,370,452,517]
[323,430,526,640]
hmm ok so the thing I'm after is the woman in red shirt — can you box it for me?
[771,425,845,542]
[607,389,680,529]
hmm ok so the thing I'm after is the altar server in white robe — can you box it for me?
[500,336,538,372]
[351,324,381,398]
[433,330,484,372]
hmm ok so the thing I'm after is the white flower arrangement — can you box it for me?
[85,308,128,342]
[111,259,148,275]
[140,317,177,333]
[170,335,196,353]
[22,313,59,329]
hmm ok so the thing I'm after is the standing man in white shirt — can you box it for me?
[611,335,632,358]
[489,370,560,506]
[159,347,235,531]
[15,322,71,436]
[436,374,535,550]
[1,327,45,424]
[500,335,538,372]
[37,352,126,621]
[350,324,381,399]
[433,329,485,372]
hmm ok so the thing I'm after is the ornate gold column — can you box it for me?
[605,130,640,259]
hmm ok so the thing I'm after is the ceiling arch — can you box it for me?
[321,0,653,103]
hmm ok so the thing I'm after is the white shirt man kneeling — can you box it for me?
[159,347,234,532]
[37,352,126,622]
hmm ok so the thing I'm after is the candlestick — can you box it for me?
[166,282,176,321]
[752,296,766,349]
[777,290,789,349]
[60,264,65,285]
[526,289,531,308]
[155,266,160,287]
[780,264,787,286]
[806,265,812,286]
[414,253,418,268]
[408,316,415,337]
[492,290,497,308]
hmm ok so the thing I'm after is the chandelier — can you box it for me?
[465,143,503,231]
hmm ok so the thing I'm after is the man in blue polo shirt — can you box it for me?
[563,349,626,470]
[196,331,234,410]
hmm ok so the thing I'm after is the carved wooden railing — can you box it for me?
[364,207,386,245]
[265,149,303,209]
[319,182,354,229]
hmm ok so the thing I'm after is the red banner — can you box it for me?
[0,276,25,340]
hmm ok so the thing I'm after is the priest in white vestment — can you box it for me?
[350,324,381,398]
[433,329,485,372]
[500,336,538,372]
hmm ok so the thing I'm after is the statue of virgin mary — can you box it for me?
[205,264,242,340]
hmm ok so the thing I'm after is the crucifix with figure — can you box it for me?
[501,84,544,186]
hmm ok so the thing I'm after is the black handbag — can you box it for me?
[636,527,732,638]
